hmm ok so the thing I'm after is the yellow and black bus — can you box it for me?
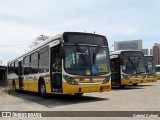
[156,65,160,80]
[144,55,157,82]
[7,32,111,97]
[110,50,147,87]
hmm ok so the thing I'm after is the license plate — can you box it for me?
[103,86,110,89]
[98,66,107,72]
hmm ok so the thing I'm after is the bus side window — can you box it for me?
[30,51,38,74]
[23,56,30,75]
[39,46,49,73]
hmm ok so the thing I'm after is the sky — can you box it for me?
[0,0,160,65]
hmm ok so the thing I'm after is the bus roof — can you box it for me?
[8,33,63,64]
[110,50,142,55]
[8,31,105,64]
[144,55,154,61]
[144,55,153,57]
[156,65,160,67]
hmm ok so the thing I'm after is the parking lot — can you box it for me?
[0,81,160,120]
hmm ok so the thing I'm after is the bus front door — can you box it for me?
[51,45,62,92]
[111,58,120,85]
[18,61,23,89]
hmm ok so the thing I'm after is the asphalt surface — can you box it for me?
[0,81,160,120]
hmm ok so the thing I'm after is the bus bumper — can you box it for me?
[62,82,111,94]
[147,78,157,82]
[121,78,145,85]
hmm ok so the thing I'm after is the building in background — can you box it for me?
[114,40,142,51]
[153,43,160,65]
[150,49,153,55]
[141,49,149,55]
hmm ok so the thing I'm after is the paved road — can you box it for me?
[0,81,160,120]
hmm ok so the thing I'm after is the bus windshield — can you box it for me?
[122,57,146,74]
[145,61,156,74]
[156,66,160,72]
[122,57,135,74]
[64,45,110,75]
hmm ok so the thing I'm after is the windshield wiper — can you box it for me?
[75,44,86,66]
[95,45,101,55]
[126,57,135,69]
[137,57,143,68]
[93,45,101,64]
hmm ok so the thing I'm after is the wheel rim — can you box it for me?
[40,85,46,94]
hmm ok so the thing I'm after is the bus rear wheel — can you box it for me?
[39,80,47,98]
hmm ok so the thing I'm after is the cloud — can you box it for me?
[1,0,160,64]
[0,21,55,64]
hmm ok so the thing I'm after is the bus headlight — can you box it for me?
[142,74,146,79]
[102,77,110,84]
[122,75,130,80]
[63,75,78,85]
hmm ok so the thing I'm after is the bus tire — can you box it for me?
[132,84,138,86]
[39,80,48,98]
[74,93,84,97]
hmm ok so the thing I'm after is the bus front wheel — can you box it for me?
[39,80,47,98]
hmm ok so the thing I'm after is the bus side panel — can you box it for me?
[23,76,51,93]
[157,75,160,80]
[23,79,29,91]
[45,76,52,93]
[156,72,160,80]
[8,79,13,90]
[15,79,19,89]
[28,78,38,92]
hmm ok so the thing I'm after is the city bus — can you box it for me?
[144,55,157,82]
[156,65,160,80]
[7,32,111,97]
[110,50,147,87]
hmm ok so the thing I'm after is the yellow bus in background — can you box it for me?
[7,32,111,98]
[156,65,160,80]
[110,50,147,87]
[144,55,157,82]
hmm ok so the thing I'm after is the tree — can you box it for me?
[29,35,49,48]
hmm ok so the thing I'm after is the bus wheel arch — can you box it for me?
[38,77,48,98]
